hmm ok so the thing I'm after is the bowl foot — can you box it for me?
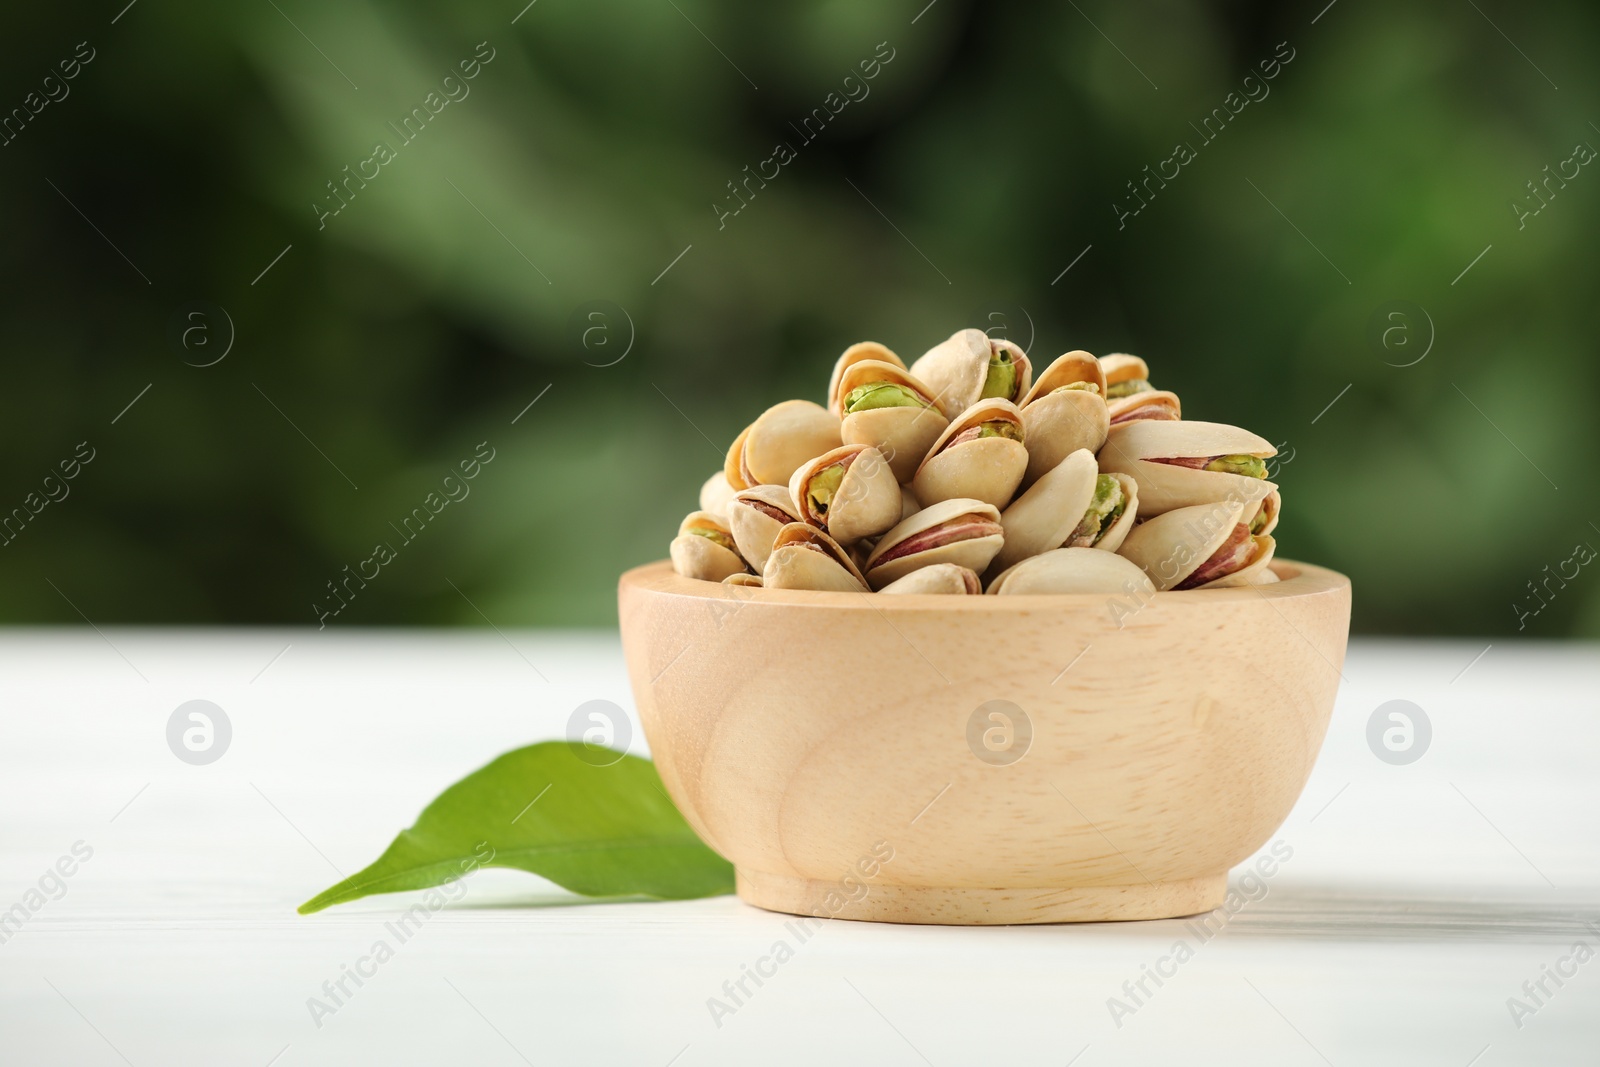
[736,869,1227,925]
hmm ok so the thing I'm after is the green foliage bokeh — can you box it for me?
[1,0,1595,636]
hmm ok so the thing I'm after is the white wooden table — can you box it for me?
[2,632,1596,1065]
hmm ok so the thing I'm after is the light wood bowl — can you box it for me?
[618,558,1350,925]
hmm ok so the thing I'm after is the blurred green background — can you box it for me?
[1,0,1595,636]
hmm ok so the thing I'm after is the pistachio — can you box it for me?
[670,511,749,582]
[724,399,841,490]
[911,398,1028,511]
[1106,378,1154,399]
[827,341,904,415]
[688,526,737,553]
[1204,454,1267,479]
[1099,420,1277,518]
[763,523,870,592]
[727,485,800,572]
[836,359,950,482]
[988,546,1156,596]
[789,444,902,545]
[909,330,1032,415]
[844,382,930,413]
[877,563,982,595]
[864,497,1006,589]
[982,348,1018,400]
[1067,474,1127,547]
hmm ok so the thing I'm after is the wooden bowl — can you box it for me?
[618,559,1350,925]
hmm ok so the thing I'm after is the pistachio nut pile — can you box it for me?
[671,328,1281,596]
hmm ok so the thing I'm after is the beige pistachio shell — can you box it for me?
[827,342,905,416]
[1201,534,1277,589]
[1023,350,1106,400]
[1094,473,1139,554]
[724,400,842,490]
[988,547,1156,597]
[1250,489,1281,537]
[727,484,799,573]
[699,471,737,522]
[1115,500,1246,591]
[1108,389,1181,425]
[1098,420,1278,518]
[899,484,921,522]
[877,563,982,595]
[763,523,870,592]
[864,497,1005,589]
[669,511,748,582]
[911,398,1028,511]
[1099,353,1149,387]
[789,444,901,546]
[837,360,949,482]
[722,572,764,587]
[991,449,1099,574]
[909,329,1033,416]
[1019,353,1110,486]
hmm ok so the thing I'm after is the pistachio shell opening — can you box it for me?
[763,522,870,592]
[836,360,950,482]
[1099,420,1277,518]
[1114,500,1246,591]
[827,341,904,415]
[864,497,1005,589]
[909,330,1032,416]
[911,398,1028,511]
[670,511,749,582]
[727,485,799,572]
[789,444,901,545]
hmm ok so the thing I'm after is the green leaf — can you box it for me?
[298,741,733,914]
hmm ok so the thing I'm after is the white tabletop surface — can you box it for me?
[1,630,1596,1066]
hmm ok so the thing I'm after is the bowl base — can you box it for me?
[736,869,1228,926]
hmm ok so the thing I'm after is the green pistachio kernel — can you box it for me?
[1085,474,1126,543]
[1105,378,1154,399]
[844,382,929,413]
[688,526,736,552]
[807,464,845,515]
[981,350,1018,400]
[1250,508,1269,534]
[1203,454,1267,479]
[977,420,1023,442]
[1053,381,1101,395]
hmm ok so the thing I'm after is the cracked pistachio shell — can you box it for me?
[670,511,749,582]
[837,360,949,482]
[722,572,764,588]
[1019,351,1110,486]
[827,342,905,416]
[763,523,870,592]
[990,459,1136,573]
[1099,353,1149,388]
[1108,388,1182,425]
[727,484,799,573]
[909,329,1033,416]
[1098,420,1278,518]
[991,449,1099,574]
[1115,500,1247,591]
[877,562,982,595]
[789,444,902,546]
[987,547,1156,597]
[724,400,842,491]
[911,398,1027,511]
[864,497,1005,589]
[1203,534,1277,589]
[699,470,737,522]
[1249,489,1281,537]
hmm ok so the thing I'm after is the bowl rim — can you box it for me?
[620,557,1349,611]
